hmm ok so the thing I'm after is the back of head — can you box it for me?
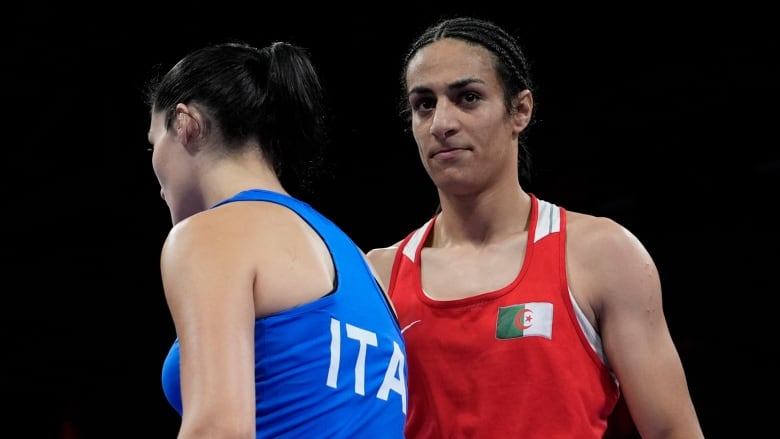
[399,16,536,184]
[145,40,329,198]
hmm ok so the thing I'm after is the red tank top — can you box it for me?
[387,194,620,438]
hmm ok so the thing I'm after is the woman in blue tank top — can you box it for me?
[145,40,407,438]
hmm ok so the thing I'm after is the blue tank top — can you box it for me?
[161,189,407,438]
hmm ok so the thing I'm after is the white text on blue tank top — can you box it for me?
[326,318,407,414]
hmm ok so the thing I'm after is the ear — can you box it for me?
[173,103,205,151]
[510,90,534,135]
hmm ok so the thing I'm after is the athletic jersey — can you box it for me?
[161,189,407,438]
[388,194,620,438]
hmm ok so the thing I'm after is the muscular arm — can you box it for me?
[567,214,704,439]
[161,214,257,439]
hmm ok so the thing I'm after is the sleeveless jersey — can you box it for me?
[161,189,407,438]
[388,194,619,438]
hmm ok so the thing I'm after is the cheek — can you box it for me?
[151,145,180,204]
[151,148,165,184]
[151,138,180,184]
[476,116,511,146]
[411,127,432,167]
[411,120,429,148]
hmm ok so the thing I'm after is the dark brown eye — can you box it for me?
[462,92,480,104]
[412,97,435,112]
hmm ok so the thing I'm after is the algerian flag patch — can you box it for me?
[496,302,553,340]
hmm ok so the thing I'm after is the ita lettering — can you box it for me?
[326,318,407,414]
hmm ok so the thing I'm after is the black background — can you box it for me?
[4,3,778,438]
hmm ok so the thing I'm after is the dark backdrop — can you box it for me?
[4,3,778,438]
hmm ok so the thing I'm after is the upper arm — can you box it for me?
[161,215,257,437]
[568,215,703,438]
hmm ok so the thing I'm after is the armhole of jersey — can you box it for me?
[569,289,617,384]
[558,206,618,385]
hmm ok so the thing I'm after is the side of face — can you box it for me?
[147,108,200,225]
[405,38,527,194]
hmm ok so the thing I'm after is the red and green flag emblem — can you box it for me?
[496,302,553,340]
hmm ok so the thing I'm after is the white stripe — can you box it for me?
[402,218,434,262]
[569,288,617,385]
[534,199,560,243]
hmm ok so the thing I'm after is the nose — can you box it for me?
[429,100,458,140]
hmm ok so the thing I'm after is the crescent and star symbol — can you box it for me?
[515,308,533,330]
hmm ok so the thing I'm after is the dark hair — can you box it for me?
[399,16,535,185]
[145,40,329,198]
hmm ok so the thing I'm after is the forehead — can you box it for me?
[406,38,498,90]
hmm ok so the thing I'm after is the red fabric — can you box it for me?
[388,195,620,438]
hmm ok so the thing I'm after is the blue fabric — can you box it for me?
[161,189,407,438]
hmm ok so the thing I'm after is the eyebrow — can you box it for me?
[408,77,486,97]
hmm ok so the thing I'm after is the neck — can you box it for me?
[434,184,532,246]
[199,152,286,208]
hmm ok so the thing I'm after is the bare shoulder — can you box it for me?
[565,210,660,319]
[160,203,301,294]
[159,208,251,320]
[162,204,262,265]
[366,242,402,265]
[366,241,403,291]
[566,210,655,270]
[160,206,255,276]
[162,201,336,315]
[161,210,222,271]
